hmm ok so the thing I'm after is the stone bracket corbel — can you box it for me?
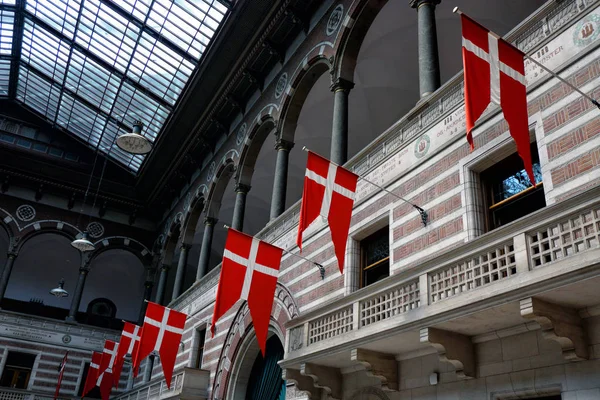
[520,297,588,361]
[420,327,475,379]
[350,349,398,391]
[283,368,320,399]
[300,363,342,400]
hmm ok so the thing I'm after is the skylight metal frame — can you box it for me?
[0,0,231,173]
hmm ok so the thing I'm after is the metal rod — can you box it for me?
[223,225,325,279]
[302,147,428,226]
[453,7,600,110]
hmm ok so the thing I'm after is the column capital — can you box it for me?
[235,183,251,194]
[330,78,354,93]
[410,0,440,9]
[6,250,17,259]
[180,243,192,251]
[275,138,294,152]
[204,216,218,226]
[144,281,154,289]
[160,263,171,272]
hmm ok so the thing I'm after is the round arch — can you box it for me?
[15,221,81,254]
[88,237,153,267]
[278,57,332,144]
[181,196,206,246]
[237,116,276,187]
[0,208,17,243]
[205,158,237,219]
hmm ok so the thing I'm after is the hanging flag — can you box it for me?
[460,12,535,184]
[53,351,68,400]
[133,302,186,389]
[114,322,142,386]
[97,340,118,400]
[297,151,358,274]
[81,352,102,398]
[211,228,283,356]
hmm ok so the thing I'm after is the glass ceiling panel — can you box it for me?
[0,9,13,56]
[56,93,107,147]
[76,0,140,73]
[21,19,69,83]
[26,0,81,40]
[129,31,194,105]
[0,59,9,96]
[16,66,61,121]
[4,0,231,172]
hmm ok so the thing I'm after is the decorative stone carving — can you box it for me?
[87,222,104,238]
[520,297,588,361]
[326,4,344,36]
[350,349,398,391]
[288,325,303,352]
[16,205,35,222]
[301,363,342,400]
[282,368,320,399]
[236,123,247,146]
[420,327,475,379]
[274,72,288,99]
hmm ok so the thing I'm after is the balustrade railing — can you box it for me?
[285,189,600,359]
[114,368,209,400]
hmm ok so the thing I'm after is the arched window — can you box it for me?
[86,298,117,318]
[244,335,286,400]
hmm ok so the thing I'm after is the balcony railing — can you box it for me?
[114,368,210,400]
[283,187,600,362]
[0,388,78,400]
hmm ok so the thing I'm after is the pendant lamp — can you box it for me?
[71,231,95,252]
[50,278,69,298]
[116,120,152,154]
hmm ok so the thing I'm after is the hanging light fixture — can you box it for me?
[50,278,69,298]
[116,120,152,155]
[71,231,95,252]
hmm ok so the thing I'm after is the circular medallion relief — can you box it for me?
[207,161,216,182]
[87,222,105,239]
[573,13,600,47]
[16,205,36,222]
[274,73,288,99]
[326,4,344,36]
[236,123,248,146]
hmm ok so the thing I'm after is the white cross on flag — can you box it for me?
[97,340,118,400]
[297,151,358,273]
[82,351,102,398]
[133,302,186,389]
[211,228,283,356]
[114,322,142,386]
[460,12,535,185]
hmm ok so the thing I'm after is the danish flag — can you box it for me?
[114,322,142,386]
[81,352,102,398]
[134,302,187,389]
[53,351,68,400]
[297,151,358,273]
[211,228,283,356]
[460,12,535,184]
[97,340,118,400]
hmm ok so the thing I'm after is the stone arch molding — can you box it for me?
[204,154,238,219]
[0,207,153,268]
[211,282,299,400]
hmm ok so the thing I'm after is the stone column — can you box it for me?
[270,139,294,220]
[0,251,17,302]
[66,264,90,323]
[143,356,154,383]
[154,264,170,306]
[232,183,251,231]
[139,280,153,324]
[411,0,441,98]
[172,244,190,301]
[330,78,354,165]
[196,217,217,280]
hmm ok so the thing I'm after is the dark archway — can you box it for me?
[244,335,286,400]
[4,233,80,316]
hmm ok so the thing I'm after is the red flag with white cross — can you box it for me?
[460,12,535,185]
[53,351,68,400]
[97,340,118,400]
[134,302,186,389]
[211,228,283,356]
[114,322,142,386]
[297,151,358,274]
[81,351,102,398]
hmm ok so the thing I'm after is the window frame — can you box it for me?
[0,349,40,391]
[359,226,391,289]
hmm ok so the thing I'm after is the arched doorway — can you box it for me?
[244,335,286,400]
[228,329,286,400]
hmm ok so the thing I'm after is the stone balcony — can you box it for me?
[0,388,78,400]
[280,187,600,395]
[114,368,210,400]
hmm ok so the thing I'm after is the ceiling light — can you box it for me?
[116,121,152,155]
[50,278,69,298]
[71,231,95,252]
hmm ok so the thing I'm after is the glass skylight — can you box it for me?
[0,0,230,172]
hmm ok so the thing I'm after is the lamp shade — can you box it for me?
[50,278,69,298]
[71,231,95,252]
[116,121,152,155]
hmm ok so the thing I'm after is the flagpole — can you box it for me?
[301,147,428,227]
[453,7,600,110]
[223,225,326,279]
